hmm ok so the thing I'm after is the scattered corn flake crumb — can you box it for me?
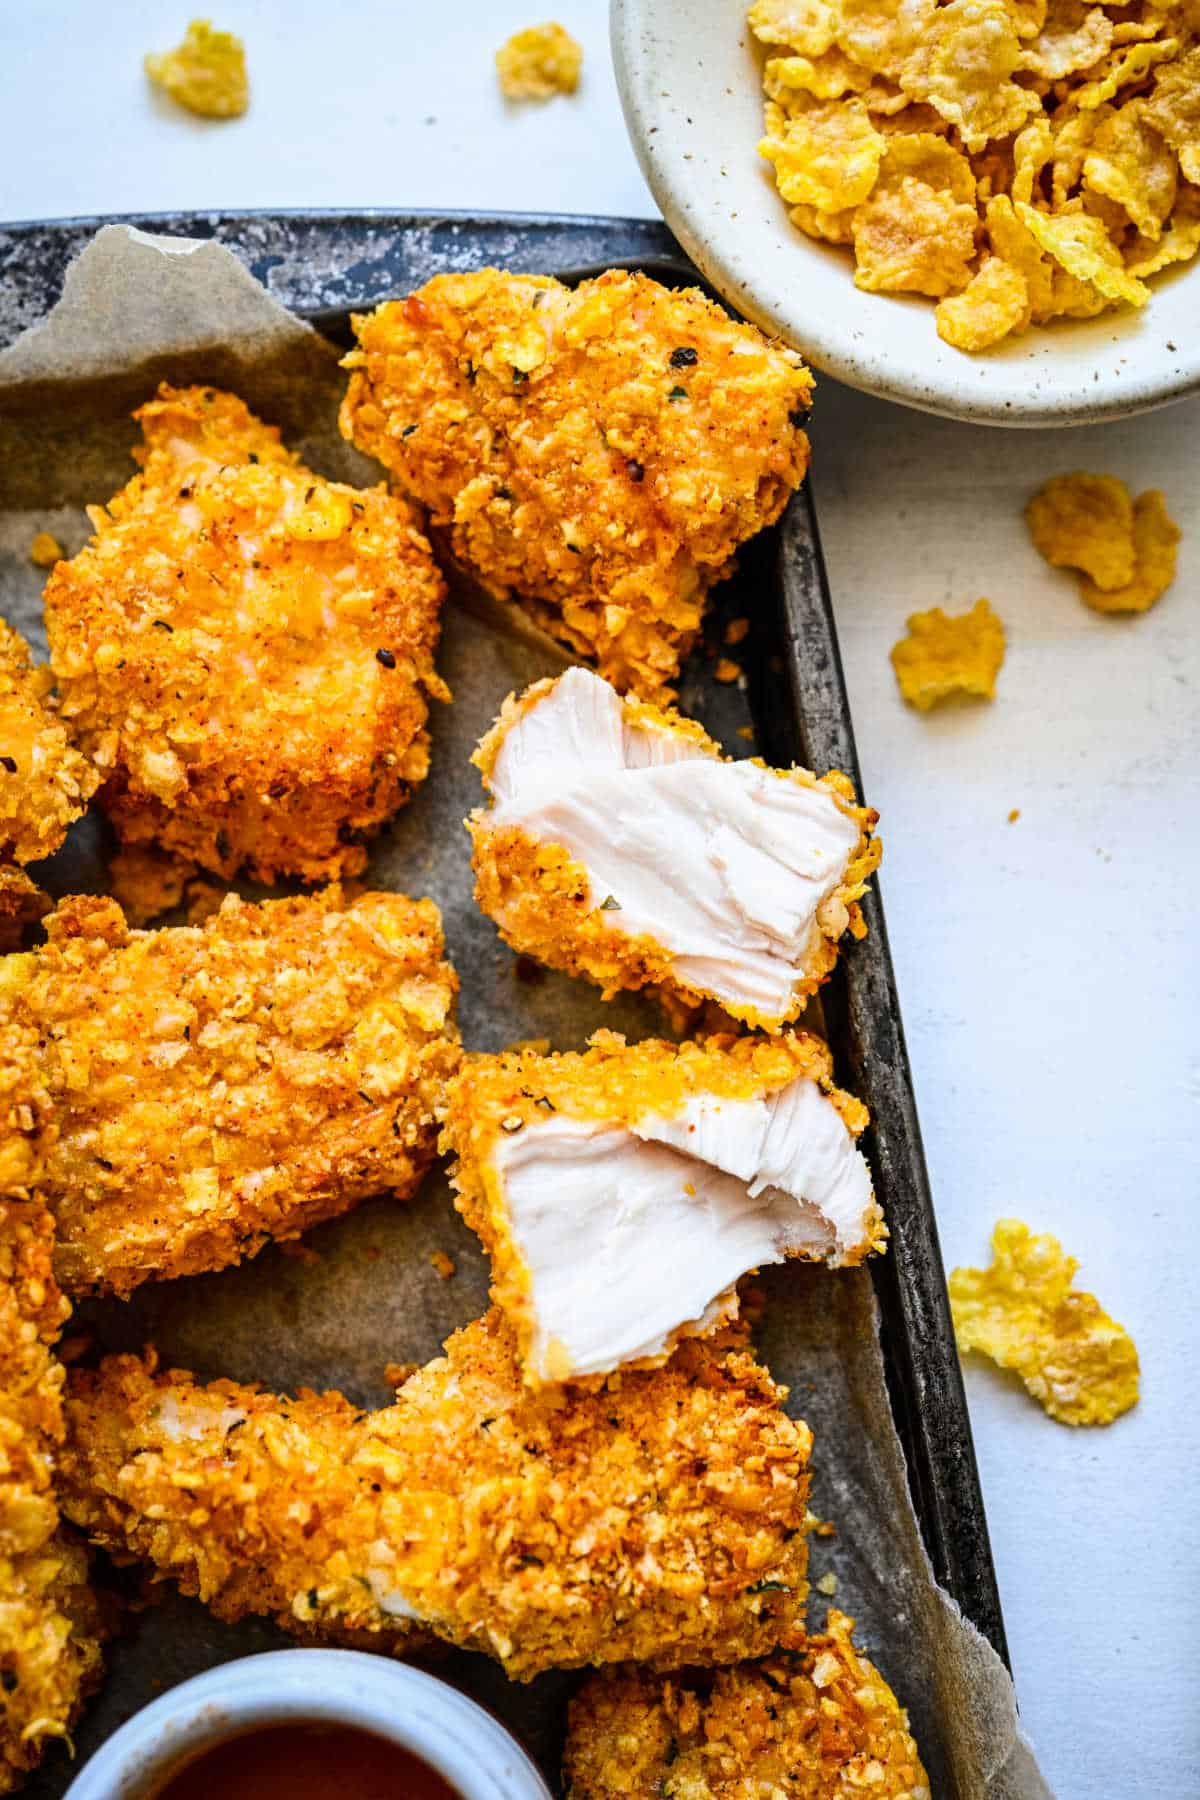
[383,1361,418,1390]
[496,22,582,99]
[1078,489,1180,614]
[804,1509,837,1538]
[144,18,249,119]
[1024,472,1136,591]
[29,531,63,567]
[815,1571,839,1596]
[1007,808,1020,823]
[429,1250,457,1281]
[890,598,1006,711]
[714,657,742,683]
[950,1218,1139,1426]
[724,616,751,646]
[736,724,755,741]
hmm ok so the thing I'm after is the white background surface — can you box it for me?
[2,4,1197,1795]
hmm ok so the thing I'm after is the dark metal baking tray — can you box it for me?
[0,209,1007,1791]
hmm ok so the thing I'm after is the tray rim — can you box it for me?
[0,203,1008,1664]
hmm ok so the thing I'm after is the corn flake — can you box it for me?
[833,0,936,74]
[29,532,63,568]
[1014,201,1151,304]
[936,256,1031,346]
[1074,36,1179,110]
[1078,488,1180,611]
[144,18,249,119]
[1142,44,1200,164]
[1019,0,1113,79]
[1125,181,1200,273]
[898,0,1038,151]
[760,98,886,209]
[766,48,875,99]
[1025,471,1136,587]
[495,22,582,99]
[950,1219,1139,1426]
[890,598,1005,708]
[1083,102,1178,238]
[853,179,979,292]
[1012,115,1055,202]
[750,0,838,54]
[790,200,860,241]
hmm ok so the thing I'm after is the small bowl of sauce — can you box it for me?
[64,1651,552,1800]
[150,1720,461,1800]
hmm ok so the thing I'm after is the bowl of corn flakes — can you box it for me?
[612,0,1200,423]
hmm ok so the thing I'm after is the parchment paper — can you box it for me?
[0,227,1050,1800]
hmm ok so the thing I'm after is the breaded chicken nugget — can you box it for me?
[0,620,96,868]
[340,269,812,698]
[60,1311,811,1681]
[470,669,879,1030]
[0,1198,104,1792]
[44,385,447,885]
[0,886,459,1297]
[444,1031,884,1385]
[563,1611,930,1800]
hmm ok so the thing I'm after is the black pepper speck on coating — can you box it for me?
[375,648,397,669]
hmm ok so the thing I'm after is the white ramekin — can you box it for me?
[64,1649,554,1800]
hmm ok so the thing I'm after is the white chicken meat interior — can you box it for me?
[484,667,862,1018]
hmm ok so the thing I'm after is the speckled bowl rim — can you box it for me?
[611,0,1200,426]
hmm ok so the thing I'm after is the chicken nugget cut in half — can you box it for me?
[0,1198,104,1793]
[60,1310,812,1681]
[0,620,97,868]
[44,385,448,885]
[444,1030,884,1385]
[0,886,459,1298]
[470,668,879,1029]
[340,268,812,699]
[564,1610,930,1800]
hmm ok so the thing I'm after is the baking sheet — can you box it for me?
[0,225,1049,1799]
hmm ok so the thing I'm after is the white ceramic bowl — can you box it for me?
[611,0,1200,426]
[63,1650,554,1800]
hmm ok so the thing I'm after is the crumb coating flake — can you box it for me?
[340,269,813,699]
[889,598,1005,710]
[495,23,583,98]
[144,18,249,118]
[950,1218,1139,1426]
[0,1199,103,1792]
[60,1312,812,1680]
[0,621,97,867]
[564,1609,930,1800]
[470,677,879,1030]
[0,886,459,1299]
[443,1030,881,1369]
[44,385,448,884]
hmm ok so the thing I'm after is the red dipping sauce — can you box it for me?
[149,1721,461,1800]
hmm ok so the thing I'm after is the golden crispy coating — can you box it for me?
[470,675,879,1030]
[60,1312,812,1681]
[564,1611,930,1799]
[0,886,459,1298]
[44,385,447,884]
[340,269,812,698]
[0,1199,103,1792]
[444,1031,882,1382]
[0,620,96,867]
